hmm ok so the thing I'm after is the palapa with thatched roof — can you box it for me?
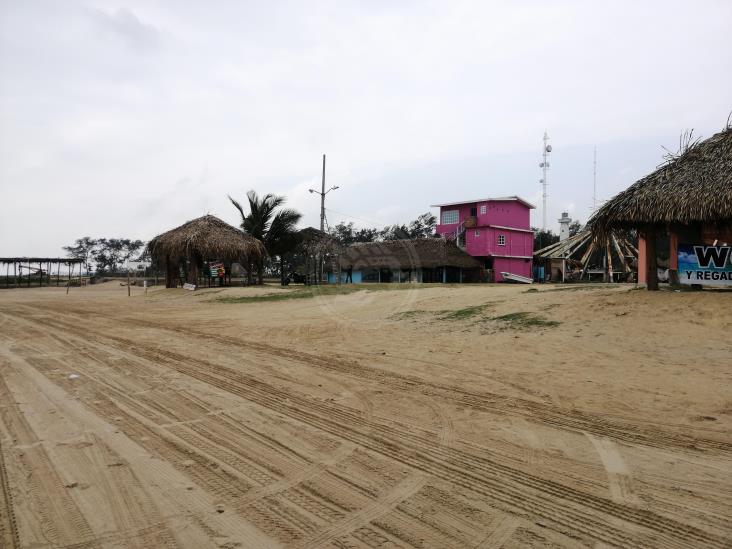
[329,238,482,283]
[589,124,732,289]
[147,214,265,288]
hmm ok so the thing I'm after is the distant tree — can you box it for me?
[532,228,559,251]
[354,227,380,243]
[267,209,304,285]
[407,212,437,239]
[329,222,379,245]
[229,191,302,284]
[329,212,436,245]
[568,220,583,237]
[380,212,437,241]
[379,223,410,241]
[329,222,357,246]
[88,238,144,274]
[63,237,97,274]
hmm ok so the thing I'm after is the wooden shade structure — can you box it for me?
[146,215,265,288]
[534,229,637,282]
[0,257,84,289]
[589,125,732,290]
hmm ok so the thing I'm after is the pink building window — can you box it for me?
[474,229,480,236]
[441,210,459,224]
[480,205,486,214]
[498,234,506,246]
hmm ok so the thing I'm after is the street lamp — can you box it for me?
[308,155,338,284]
[309,157,338,233]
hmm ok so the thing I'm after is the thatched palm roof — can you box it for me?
[147,215,265,261]
[589,127,732,237]
[296,227,341,256]
[336,238,481,270]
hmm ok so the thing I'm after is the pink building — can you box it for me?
[432,196,535,282]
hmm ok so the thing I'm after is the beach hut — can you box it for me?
[147,215,265,288]
[328,238,483,283]
[589,125,732,290]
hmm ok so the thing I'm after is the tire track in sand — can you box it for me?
[1,347,279,549]
[22,314,728,549]
[586,434,641,506]
[7,305,732,548]
[0,362,95,548]
[0,414,20,549]
[43,303,732,457]
[294,474,426,549]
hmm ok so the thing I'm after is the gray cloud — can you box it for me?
[1,1,731,255]
[88,7,160,52]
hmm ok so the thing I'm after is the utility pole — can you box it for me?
[309,154,339,284]
[320,154,326,233]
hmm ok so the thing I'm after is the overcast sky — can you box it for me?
[1,1,730,256]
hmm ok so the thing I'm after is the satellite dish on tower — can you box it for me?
[545,144,552,153]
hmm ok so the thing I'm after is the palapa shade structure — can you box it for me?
[147,214,265,288]
[589,126,732,289]
[330,238,482,283]
[534,228,637,282]
[338,238,481,271]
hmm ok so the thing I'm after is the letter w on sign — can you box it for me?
[694,246,730,268]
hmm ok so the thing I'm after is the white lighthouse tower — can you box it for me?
[558,212,572,241]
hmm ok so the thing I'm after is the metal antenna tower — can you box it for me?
[539,132,552,230]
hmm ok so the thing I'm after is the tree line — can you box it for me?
[63,191,570,280]
[62,192,436,280]
[226,191,438,283]
[63,237,144,275]
[327,212,437,245]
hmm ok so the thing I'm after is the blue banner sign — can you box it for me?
[678,244,732,286]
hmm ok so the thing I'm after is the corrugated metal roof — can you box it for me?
[430,195,536,209]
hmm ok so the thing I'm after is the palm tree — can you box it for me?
[229,191,302,284]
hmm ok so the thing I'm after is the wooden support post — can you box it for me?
[14,262,17,287]
[38,262,42,287]
[5,263,8,288]
[66,263,72,294]
[56,262,61,286]
[27,261,30,287]
[668,227,679,285]
[644,228,659,291]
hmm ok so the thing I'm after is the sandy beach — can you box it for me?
[0,282,730,548]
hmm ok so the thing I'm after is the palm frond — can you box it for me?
[228,195,247,229]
